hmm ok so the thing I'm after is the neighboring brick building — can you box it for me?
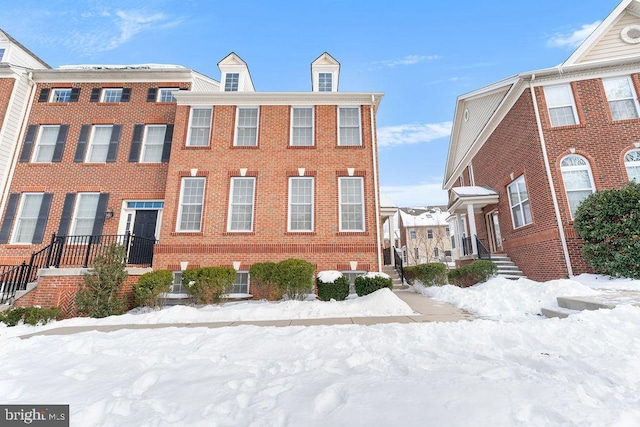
[397,207,452,267]
[443,0,640,281]
[0,39,385,299]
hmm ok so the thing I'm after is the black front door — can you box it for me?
[129,210,158,265]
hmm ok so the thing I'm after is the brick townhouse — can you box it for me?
[0,32,385,301]
[443,0,640,281]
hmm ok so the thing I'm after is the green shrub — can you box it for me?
[402,266,419,285]
[249,262,281,300]
[448,260,497,288]
[316,272,350,301]
[0,306,63,327]
[574,182,640,278]
[134,270,173,308]
[273,259,315,300]
[75,243,128,318]
[355,273,393,296]
[183,267,236,304]
[416,263,448,286]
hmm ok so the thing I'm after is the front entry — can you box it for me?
[485,211,503,253]
[129,210,158,264]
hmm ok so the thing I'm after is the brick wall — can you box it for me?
[0,77,16,125]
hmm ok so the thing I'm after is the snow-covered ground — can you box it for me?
[1,275,639,426]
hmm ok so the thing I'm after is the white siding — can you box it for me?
[579,12,640,64]
[191,74,220,92]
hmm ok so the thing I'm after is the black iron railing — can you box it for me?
[475,235,492,260]
[394,247,404,285]
[462,237,472,256]
[0,263,29,304]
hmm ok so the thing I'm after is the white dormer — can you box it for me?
[218,52,255,92]
[311,52,340,92]
[0,30,49,69]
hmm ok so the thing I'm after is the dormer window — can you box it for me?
[319,73,332,92]
[225,73,240,92]
[311,53,340,92]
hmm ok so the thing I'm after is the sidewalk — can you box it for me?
[18,290,472,339]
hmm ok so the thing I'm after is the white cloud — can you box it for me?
[377,122,452,147]
[370,54,440,69]
[547,21,601,48]
[381,181,448,208]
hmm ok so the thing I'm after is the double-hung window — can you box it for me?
[507,175,532,228]
[338,107,361,146]
[235,108,259,146]
[229,271,249,294]
[158,88,178,102]
[224,73,239,92]
[11,193,44,244]
[187,108,212,147]
[102,88,123,102]
[410,229,416,240]
[427,229,434,239]
[319,73,332,92]
[625,149,640,182]
[177,177,205,232]
[51,88,71,103]
[339,177,364,231]
[86,125,113,162]
[560,155,595,219]
[544,84,579,127]
[140,125,166,163]
[288,177,314,231]
[71,193,100,236]
[228,177,255,232]
[603,76,639,120]
[32,125,60,163]
[291,107,314,146]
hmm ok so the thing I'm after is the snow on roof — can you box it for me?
[399,207,449,227]
[380,194,397,208]
[451,186,498,197]
[57,64,186,70]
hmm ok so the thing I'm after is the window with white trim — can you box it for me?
[507,175,532,228]
[140,125,166,163]
[341,271,365,285]
[86,125,113,162]
[288,177,314,231]
[101,88,123,103]
[228,177,255,231]
[187,108,212,147]
[224,73,239,92]
[157,88,178,102]
[0,48,5,62]
[603,76,639,120]
[32,125,60,163]
[544,84,579,127]
[434,247,440,258]
[624,149,640,182]
[11,193,44,244]
[338,107,361,146]
[291,107,314,146]
[427,228,433,239]
[235,107,259,146]
[409,229,416,240]
[319,73,332,92]
[339,177,364,231]
[171,271,186,294]
[51,88,71,103]
[228,271,249,294]
[71,193,100,235]
[560,155,595,218]
[177,177,205,232]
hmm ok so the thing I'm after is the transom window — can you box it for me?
[235,108,259,146]
[158,88,178,102]
[291,107,314,146]
[560,155,595,218]
[339,177,364,231]
[624,149,640,182]
[225,73,239,92]
[544,84,579,127]
[140,125,166,163]
[507,175,532,228]
[338,107,361,146]
[32,125,60,163]
[71,193,100,235]
[228,271,249,294]
[289,177,314,231]
[319,73,332,92]
[177,177,205,232]
[187,108,212,147]
[86,125,113,162]
[603,76,639,121]
[51,89,71,103]
[228,177,256,231]
[11,193,44,244]
[101,88,123,103]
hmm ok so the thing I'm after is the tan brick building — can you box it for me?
[443,0,640,281]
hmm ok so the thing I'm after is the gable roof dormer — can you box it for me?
[311,52,340,92]
[0,29,50,69]
[217,52,254,92]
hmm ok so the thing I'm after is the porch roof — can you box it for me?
[448,186,499,214]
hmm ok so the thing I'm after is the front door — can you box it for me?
[486,211,503,253]
[129,210,158,264]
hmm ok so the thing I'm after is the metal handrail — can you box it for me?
[475,235,492,260]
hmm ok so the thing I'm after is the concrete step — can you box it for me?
[557,296,615,311]
[498,273,526,280]
[541,306,581,319]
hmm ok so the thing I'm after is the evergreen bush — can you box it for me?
[0,306,63,327]
[273,259,315,300]
[354,273,393,296]
[134,270,173,308]
[248,262,281,300]
[316,272,350,301]
[183,267,236,304]
[402,266,419,285]
[448,260,497,287]
[416,263,448,286]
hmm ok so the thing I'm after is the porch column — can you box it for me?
[466,203,478,255]
[389,214,396,266]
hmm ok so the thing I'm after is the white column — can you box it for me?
[389,213,397,266]
[467,203,478,255]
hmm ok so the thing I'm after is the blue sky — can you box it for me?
[2,0,623,207]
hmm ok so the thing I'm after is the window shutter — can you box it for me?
[57,193,76,236]
[147,88,157,102]
[70,88,80,102]
[32,193,53,244]
[19,125,38,163]
[161,124,173,162]
[89,88,101,102]
[74,125,90,162]
[106,125,122,162]
[121,88,131,102]
[128,124,143,162]
[38,88,50,102]
[91,193,110,237]
[0,193,19,243]
[52,124,69,162]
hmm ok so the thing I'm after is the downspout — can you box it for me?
[529,76,574,277]
[370,95,383,271]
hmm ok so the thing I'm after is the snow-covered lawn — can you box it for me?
[1,275,639,426]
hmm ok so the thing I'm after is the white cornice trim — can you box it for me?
[31,68,198,83]
[174,92,384,109]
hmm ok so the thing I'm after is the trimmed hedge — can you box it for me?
[316,272,350,301]
[403,266,419,285]
[249,262,281,300]
[183,266,236,304]
[403,263,448,286]
[448,260,497,288]
[355,273,393,296]
[134,270,173,308]
[273,259,315,300]
[0,306,63,327]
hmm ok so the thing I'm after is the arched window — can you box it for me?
[560,155,595,218]
[624,149,640,182]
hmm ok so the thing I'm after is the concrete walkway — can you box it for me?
[18,290,472,339]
